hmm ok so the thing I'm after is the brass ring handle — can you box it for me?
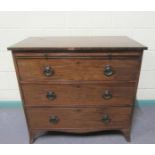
[102,90,112,100]
[43,66,54,77]
[49,115,59,124]
[104,65,113,76]
[46,91,56,101]
[102,114,110,124]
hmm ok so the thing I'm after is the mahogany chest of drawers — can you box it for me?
[8,36,147,143]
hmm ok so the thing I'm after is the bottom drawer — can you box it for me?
[26,107,132,131]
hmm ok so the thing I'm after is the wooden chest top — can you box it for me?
[8,36,147,51]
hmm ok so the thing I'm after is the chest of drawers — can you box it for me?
[8,36,147,143]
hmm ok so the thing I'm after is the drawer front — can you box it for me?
[16,58,140,81]
[26,107,131,130]
[22,83,135,106]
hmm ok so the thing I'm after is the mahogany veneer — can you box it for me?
[8,36,147,143]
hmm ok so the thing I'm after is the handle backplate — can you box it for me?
[104,65,113,76]
[102,90,112,100]
[49,115,59,124]
[46,91,56,101]
[43,66,54,77]
[102,114,110,124]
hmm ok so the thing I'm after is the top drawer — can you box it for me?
[16,57,140,82]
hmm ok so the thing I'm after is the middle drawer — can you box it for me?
[22,83,135,106]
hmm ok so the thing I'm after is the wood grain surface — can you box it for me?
[8,36,147,51]
[26,107,132,130]
[16,57,140,81]
[22,83,136,106]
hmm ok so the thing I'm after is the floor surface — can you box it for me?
[0,105,154,144]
